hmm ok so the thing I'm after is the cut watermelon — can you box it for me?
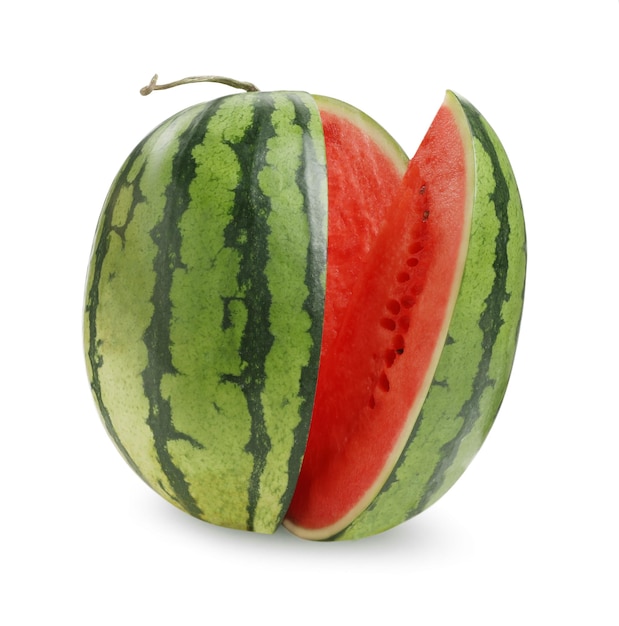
[284,93,475,539]
[86,78,525,540]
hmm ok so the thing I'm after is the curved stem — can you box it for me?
[140,74,259,96]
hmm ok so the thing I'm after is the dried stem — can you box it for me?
[140,74,259,96]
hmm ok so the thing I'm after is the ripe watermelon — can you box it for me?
[84,81,525,540]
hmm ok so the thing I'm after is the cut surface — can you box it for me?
[311,96,409,350]
[284,93,474,539]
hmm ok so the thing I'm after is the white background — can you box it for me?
[2,1,618,624]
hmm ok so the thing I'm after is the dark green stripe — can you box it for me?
[218,92,328,530]
[220,94,276,529]
[140,104,221,517]
[407,100,513,516]
[85,144,150,482]
[281,93,327,517]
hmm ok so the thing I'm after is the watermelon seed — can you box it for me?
[406,257,419,267]
[419,185,426,194]
[385,349,397,367]
[399,316,410,332]
[380,317,396,331]
[393,334,405,353]
[422,210,430,221]
[408,242,424,254]
[378,372,390,392]
[397,271,410,283]
[400,295,415,308]
[369,394,376,409]
[386,299,401,315]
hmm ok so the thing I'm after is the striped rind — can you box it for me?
[334,91,526,540]
[84,91,328,533]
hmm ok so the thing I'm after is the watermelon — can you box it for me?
[84,77,525,540]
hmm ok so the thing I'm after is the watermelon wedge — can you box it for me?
[284,91,525,539]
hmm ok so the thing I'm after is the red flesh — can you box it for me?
[286,103,469,533]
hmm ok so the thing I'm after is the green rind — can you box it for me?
[334,91,526,540]
[84,91,328,533]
